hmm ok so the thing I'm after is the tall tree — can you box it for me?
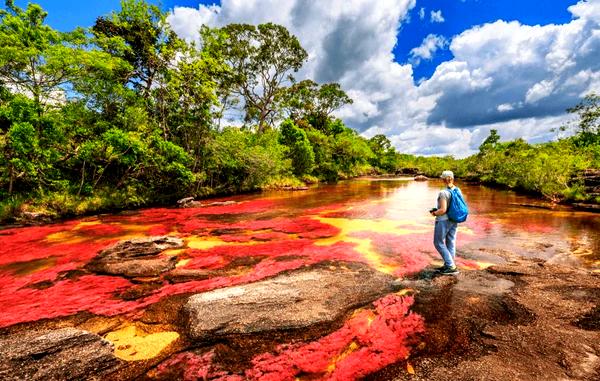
[0,0,96,113]
[567,93,600,147]
[210,23,308,132]
[91,0,177,100]
[280,80,353,130]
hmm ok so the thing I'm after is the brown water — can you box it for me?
[239,177,600,270]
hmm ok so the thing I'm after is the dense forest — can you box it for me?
[0,0,399,221]
[0,0,598,223]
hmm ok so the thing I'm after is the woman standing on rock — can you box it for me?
[430,170,461,275]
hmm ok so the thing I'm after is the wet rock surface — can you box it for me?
[373,258,600,381]
[0,328,122,381]
[184,262,394,341]
[86,236,183,277]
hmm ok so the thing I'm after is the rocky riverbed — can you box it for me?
[1,244,597,380]
[1,179,599,380]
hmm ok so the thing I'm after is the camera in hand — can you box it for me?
[429,207,438,213]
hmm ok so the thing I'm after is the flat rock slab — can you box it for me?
[184,263,394,341]
[86,236,183,277]
[0,328,122,381]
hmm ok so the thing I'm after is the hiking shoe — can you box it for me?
[437,266,459,275]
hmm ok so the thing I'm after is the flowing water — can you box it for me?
[0,178,598,379]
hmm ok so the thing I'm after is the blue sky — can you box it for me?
[6,0,599,156]
[395,0,577,81]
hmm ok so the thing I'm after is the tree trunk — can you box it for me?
[77,161,86,196]
[8,164,14,195]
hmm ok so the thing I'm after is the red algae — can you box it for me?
[0,191,497,329]
[0,274,132,327]
[75,223,124,237]
[151,295,424,381]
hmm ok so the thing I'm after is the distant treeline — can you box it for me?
[398,94,600,204]
[0,0,400,221]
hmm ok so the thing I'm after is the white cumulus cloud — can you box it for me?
[166,0,600,156]
[430,9,445,23]
[409,34,448,65]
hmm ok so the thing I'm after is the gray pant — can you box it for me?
[434,219,458,267]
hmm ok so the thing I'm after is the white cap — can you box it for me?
[440,170,454,179]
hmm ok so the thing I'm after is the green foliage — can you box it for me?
[279,119,314,176]
[368,134,398,173]
[398,127,599,203]
[280,80,353,128]
[478,129,501,153]
[204,128,291,193]
[208,22,308,132]
[0,1,99,110]
[0,0,395,222]
[567,93,600,147]
[332,128,374,176]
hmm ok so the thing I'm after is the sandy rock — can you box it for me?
[18,211,53,224]
[177,197,202,208]
[86,236,183,277]
[177,197,195,205]
[414,175,429,181]
[183,263,394,341]
[0,328,122,381]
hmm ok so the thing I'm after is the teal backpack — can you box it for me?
[447,187,469,223]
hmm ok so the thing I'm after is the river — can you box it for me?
[0,177,598,379]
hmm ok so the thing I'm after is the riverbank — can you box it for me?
[376,251,600,381]
[0,176,315,227]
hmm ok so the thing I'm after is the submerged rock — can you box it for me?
[183,262,394,341]
[0,328,122,381]
[86,236,183,278]
[177,197,202,208]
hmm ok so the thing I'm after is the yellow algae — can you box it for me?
[45,230,87,244]
[77,316,122,335]
[395,288,415,296]
[474,261,496,269]
[105,325,179,361]
[187,236,236,250]
[327,341,360,372]
[76,220,102,227]
[45,221,163,244]
[186,236,262,250]
[314,217,429,274]
[316,217,429,238]
[163,248,187,257]
[175,258,191,268]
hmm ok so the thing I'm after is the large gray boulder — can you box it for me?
[86,236,183,278]
[183,263,394,341]
[0,328,122,381]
